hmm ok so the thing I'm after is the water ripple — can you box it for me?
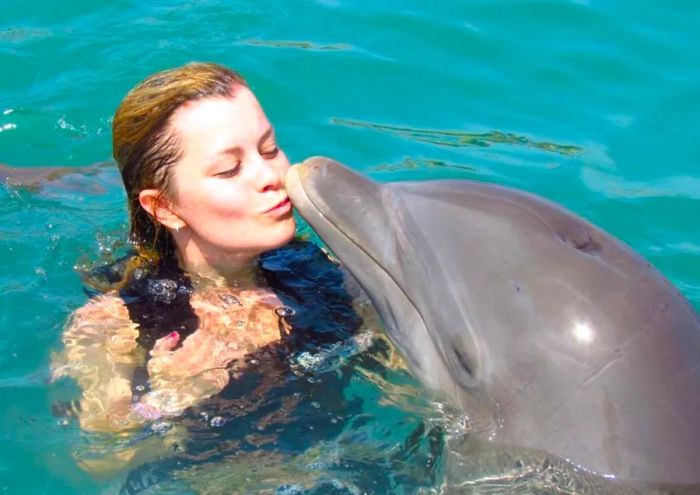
[367,156,491,177]
[581,167,700,200]
[241,38,352,51]
[331,117,583,156]
[0,27,52,44]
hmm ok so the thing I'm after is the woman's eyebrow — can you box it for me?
[209,127,275,166]
[203,145,242,174]
[258,127,275,145]
[217,145,243,158]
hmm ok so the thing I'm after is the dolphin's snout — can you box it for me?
[286,157,332,193]
[300,156,336,180]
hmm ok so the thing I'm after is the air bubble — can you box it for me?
[177,285,192,295]
[151,420,171,433]
[146,279,178,304]
[219,293,241,307]
[275,306,296,317]
[210,416,225,427]
[275,484,305,495]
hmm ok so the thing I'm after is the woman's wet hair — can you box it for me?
[112,62,249,260]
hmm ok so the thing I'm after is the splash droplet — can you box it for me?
[219,293,242,307]
[146,279,179,304]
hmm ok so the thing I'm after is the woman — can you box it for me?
[52,62,374,436]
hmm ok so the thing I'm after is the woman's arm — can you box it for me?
[52,294,221,430]
[51,294,148,432]
[53,288,300,431]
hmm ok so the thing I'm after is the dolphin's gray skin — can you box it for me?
[284,157,700,487]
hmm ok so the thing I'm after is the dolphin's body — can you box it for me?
[285,157,700,487]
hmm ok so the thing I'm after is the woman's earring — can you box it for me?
[174,225,180,233]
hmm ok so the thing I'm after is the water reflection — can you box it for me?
[368,156,482,174]
[241,39,352,51]
[332,117,583,156]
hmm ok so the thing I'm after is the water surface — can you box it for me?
[1,1,698,493]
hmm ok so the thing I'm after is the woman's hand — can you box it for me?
[139,329,242,415]
[147,329,244,380]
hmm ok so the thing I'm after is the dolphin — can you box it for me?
[284,156,700,487]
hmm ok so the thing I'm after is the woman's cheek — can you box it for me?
[205,183,249,216]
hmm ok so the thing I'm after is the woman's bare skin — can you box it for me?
[52,264,380,434]
[52,283,293,433]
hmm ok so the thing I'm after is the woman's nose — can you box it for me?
[251,154,285,192]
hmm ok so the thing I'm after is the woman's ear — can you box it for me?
[138,189,186,231]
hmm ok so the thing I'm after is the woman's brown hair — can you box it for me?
[112,62,248,259]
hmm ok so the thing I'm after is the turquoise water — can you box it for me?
[1,0,699,493]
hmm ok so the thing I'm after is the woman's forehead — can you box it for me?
[171,88,271,149]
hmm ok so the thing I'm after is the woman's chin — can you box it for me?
[264,217,297,251]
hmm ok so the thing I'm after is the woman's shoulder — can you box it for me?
[54,293,140,380]
[64,292,137,343]
[70,291,129,321]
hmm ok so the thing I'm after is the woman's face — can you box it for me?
[165,86,296,269]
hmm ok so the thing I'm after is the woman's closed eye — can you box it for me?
[214,163,241,178]
[260,146,279,159]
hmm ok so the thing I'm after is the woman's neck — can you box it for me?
[175,250,262,290]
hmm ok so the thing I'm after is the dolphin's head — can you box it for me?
[286,157,618,411]
[285,157,488,414]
